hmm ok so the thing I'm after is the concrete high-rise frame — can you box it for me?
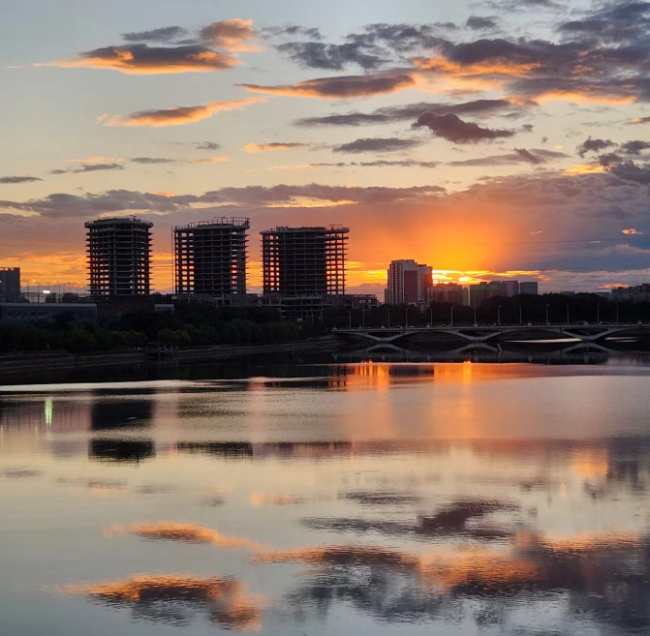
[174,217,249,297]
[261,226,348,297]
[85,217,153,298]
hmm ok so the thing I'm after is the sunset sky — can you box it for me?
[2,0,650,295]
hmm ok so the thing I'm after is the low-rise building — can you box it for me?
[0,303,98,324]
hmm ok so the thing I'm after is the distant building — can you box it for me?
[520,281,539,295]
[174,218,249,301]
[611,283,650,302]
[339,294,379,310]
[85,217,153,298]
[503,280,520,297]
[261,225,348,297]
[428,282,465,305]
[260,225,348,319]
[0,303,97,324]
[470,282,490,308]
[386,260,432,306]
[0,267,21,303]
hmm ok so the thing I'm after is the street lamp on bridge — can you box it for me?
[546,303,551,325]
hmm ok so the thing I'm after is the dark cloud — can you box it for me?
[240,72,416,99]
[333,137,422,154]
[121,26,188,43]
[631,116,650,124]
[0,176,42,184]
[558,1,650,43]
[619,140,650,155]
[129,157,176,164]
[450,147,569,166]
[285,160,437,169]
[483,0,566,10]
[276,41,386,70]
[0,184,446,218]
[295,98,529,127]
[196,141,221,151]
[414,112,515,143]
[598,152,623,167]
[49,43,239,74]
[466,16,499,30]
[262,25,323,40]
[609,160,650,184]
[577,137,616,157]
[52,163,124,174]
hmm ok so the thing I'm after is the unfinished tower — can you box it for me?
[85,217,153,298]
[174,218,249,298]
[261,226,349,297]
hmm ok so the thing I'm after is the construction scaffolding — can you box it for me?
[261,226,349,297]
[174,218,249,297]
[85,217,152,297]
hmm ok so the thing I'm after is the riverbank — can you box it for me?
[0,337,340,379]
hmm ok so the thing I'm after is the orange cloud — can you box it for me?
[43,44,239,75]
[100,97,264,127]
[105,521,268,552]
[622,228,643,235]
[562,163,606,175]
[245,142,311,153]
[191,156,230,164]
[200,19,258,51]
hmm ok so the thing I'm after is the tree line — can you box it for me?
[0,305,306,354]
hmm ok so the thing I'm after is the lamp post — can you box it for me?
[546,303,551,325]
[451,306,455,327]
[519,305,523,326]
[361,307,366,329]
[473,306,478,327]
[428,306,433,327]
[597,303,602,325]
[347,310,352,330]
[616,302,619,325]
[405,306,411,330]
[385,306,391,327]
[565,304,570,325]
[497,305,502,326]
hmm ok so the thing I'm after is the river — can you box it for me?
[2,355,650,635]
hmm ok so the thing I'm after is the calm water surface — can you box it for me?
[2,359,650,635]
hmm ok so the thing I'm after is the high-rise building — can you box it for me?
[85,217,153,298]
[428,282,465,305]
[386,260,432,306]
[503,280,520,297]
[174,217,249,298]
[261,226,348,297]
[520,281,539,295]
[0,267,21,302]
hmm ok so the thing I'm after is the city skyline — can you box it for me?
[2,0,650,295]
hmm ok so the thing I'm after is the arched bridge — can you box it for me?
[333,324,648,344]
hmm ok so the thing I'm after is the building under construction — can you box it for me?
[261,225,348,318]
[85,217,153,298]
[174,218,249,299]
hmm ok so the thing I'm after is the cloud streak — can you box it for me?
[333,137,422,153]
[240,72,416,99]
[0,176,42,184]
[245,142,311,153]
[99,97,264,127]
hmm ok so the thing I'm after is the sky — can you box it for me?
[2,0,650,295]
